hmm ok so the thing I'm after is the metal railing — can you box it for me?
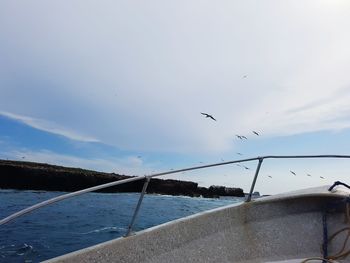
[1,154,350,236]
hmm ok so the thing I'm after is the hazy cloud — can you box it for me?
[0,111,100,142]
[1,148,152,176]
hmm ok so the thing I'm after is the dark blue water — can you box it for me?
[0,190,243,262]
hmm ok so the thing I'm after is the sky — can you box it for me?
[1,0,350,195]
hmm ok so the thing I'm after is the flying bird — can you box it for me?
[290,170,296,176]
[243,165,250,170]
[236,152,243,155]
[307,174,312,177]
[236,135,243,140]
[268,175,272,178]
[320,176,325,179]
[201,112,216,121]
[252,131,259,136]
[241,136,248,140]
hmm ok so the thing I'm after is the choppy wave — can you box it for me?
[0,243,35,262]
[79,226,126,235]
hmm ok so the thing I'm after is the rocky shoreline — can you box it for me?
[0,160,244,198]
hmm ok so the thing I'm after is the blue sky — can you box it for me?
[1,1,350,194]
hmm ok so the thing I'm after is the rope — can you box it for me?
[302,183,350,263]
[320,195,350,262]
[322,212,328,261]
[300,258,335,263]
[326,227,350,260]
[328,181,350,192]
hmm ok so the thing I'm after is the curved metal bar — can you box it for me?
[263,155,350,160]
[125,177,151,237]
[0,157,257,226]
[0,176,147,226]
[1,154,350,226]
[246,158,263,202]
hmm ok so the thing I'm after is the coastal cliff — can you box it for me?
[0,160,244,198]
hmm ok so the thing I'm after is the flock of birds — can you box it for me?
[200,112,327,181]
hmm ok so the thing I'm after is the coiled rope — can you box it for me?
[300,258,334,263]
[302,181,350,263]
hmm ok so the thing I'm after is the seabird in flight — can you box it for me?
[320,176,325,179]
[201,112,216,121]
[268,175,272,178]
[307,174,312,177]
[252,131,259,136]
[290,170,296,176]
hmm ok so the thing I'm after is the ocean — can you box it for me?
[0,189,243,262]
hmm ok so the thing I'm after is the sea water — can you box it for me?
[0,190,243,262]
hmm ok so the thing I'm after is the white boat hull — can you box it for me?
[44,185,350,263]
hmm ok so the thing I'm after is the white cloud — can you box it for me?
[0,1,350,154]
[1,148,150,176]
[0,111,100,143]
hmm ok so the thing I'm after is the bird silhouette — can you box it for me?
[320,176,325,179]
[241,136,248,140]
[201,112,216,121]
[268,175,272,178]
[243,165,250,170]
[307,174,312,177]
[236,152,243,155]
[252,131,259,136]
[290,170,296,176]
[236,135,243,140]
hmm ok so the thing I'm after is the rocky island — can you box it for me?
[0,160,244,198]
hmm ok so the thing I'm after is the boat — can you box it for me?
[2,155,350,262]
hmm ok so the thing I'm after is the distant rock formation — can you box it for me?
[0,160,245,198]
